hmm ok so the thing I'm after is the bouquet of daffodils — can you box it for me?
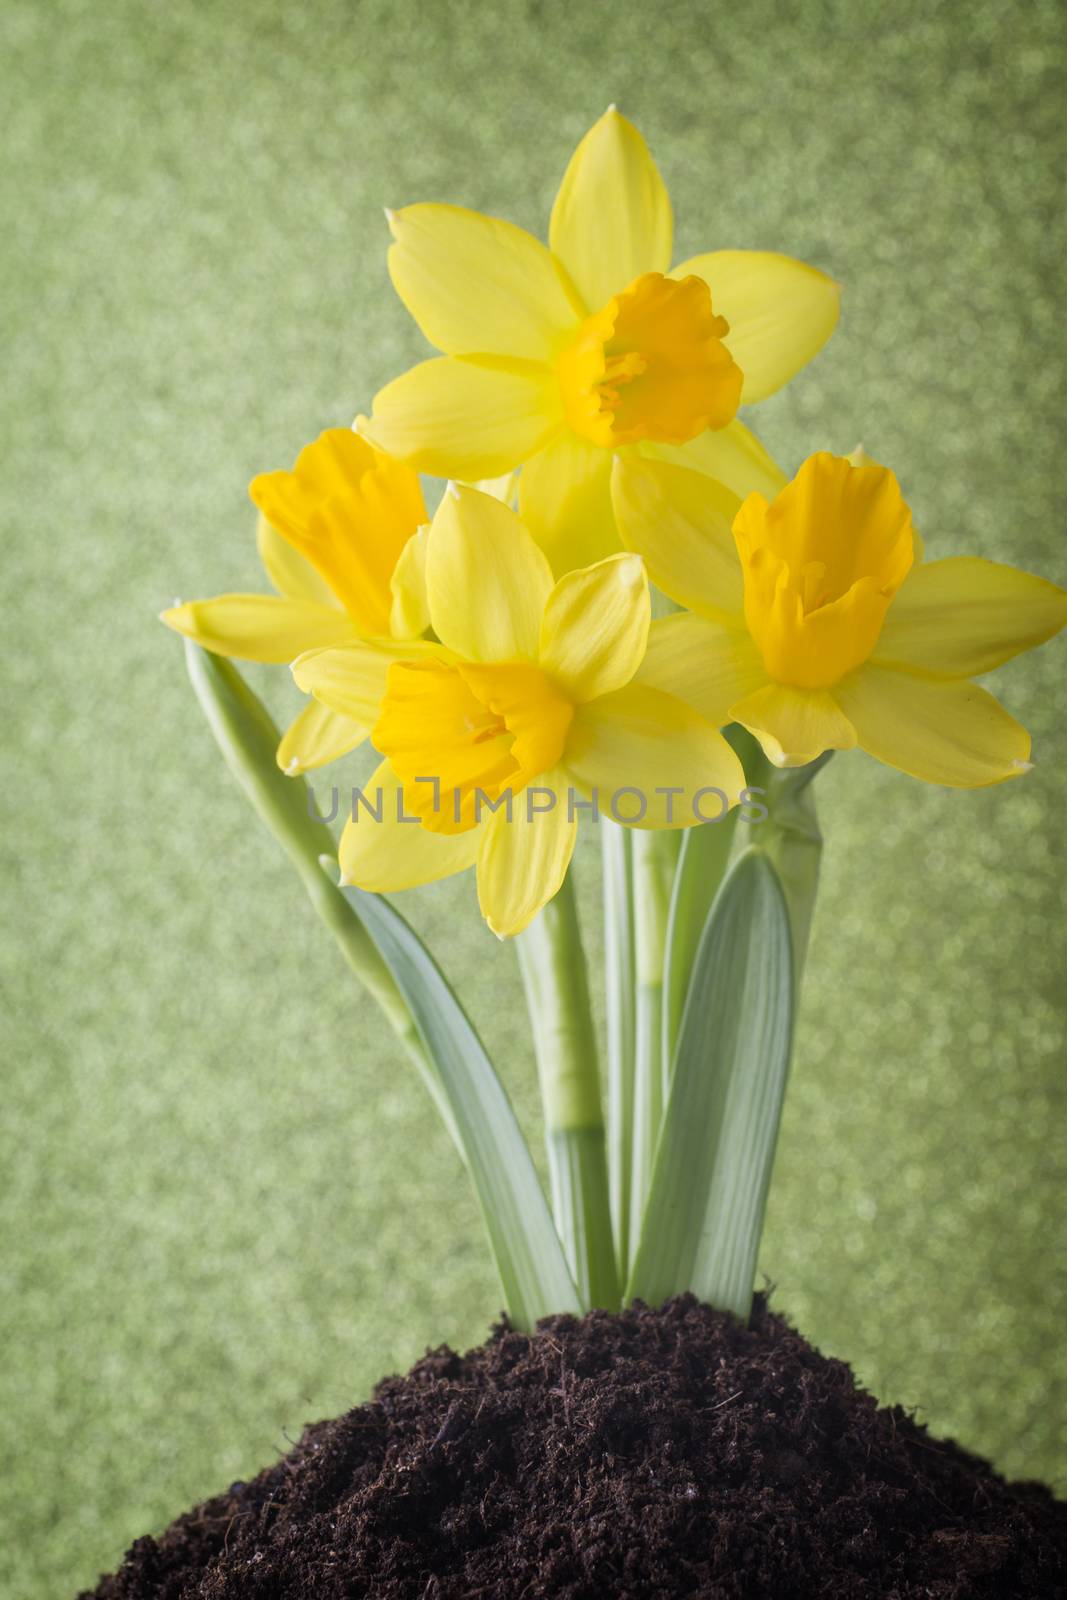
[165,111,1066,1329]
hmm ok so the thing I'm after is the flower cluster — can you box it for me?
[165,109,1067,936]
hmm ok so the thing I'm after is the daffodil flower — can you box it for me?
[292,484,745,937]
[362,108,840,572]
[162,429,439,773]
[614,450,1067,783]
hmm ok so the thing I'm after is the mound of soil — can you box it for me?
[83,1295,1065,1598]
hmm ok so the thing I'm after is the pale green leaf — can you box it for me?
[185,643,579,1329]
[628,849,794,1316]
[337,883,582,1328]
[661,813,739,1067]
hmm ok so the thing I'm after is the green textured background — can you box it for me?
[2,1,1065,1594]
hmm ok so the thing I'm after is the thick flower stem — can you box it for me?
[625,746,827,1319]
[544,1126,617,1309]
[757,754,829,989]
[517,871,620,1311]
[733,731,829,989]
[628,828,681,1258]
[661,812,740,1070]
[601,820,636,1279]
[184,643,427,1074]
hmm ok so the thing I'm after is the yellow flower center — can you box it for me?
[373,658,574,834]
[734,452,916,691]
[557,272,743,449]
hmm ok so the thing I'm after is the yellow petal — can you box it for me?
[249,430,426,635]
[549,108,673,313]
[339,759,482,892]
[636,612,766,724]
[476,770,577,937]
[292,638,445,722]
[539,552,649,702]
[729,681,857,768]
[427,484,554,662]
[834,663,1032,788]
[734,451,916,692]
[517,431,619,572]
[875,557,1067,677]
[611,454,745,621]
[256,513,340,607]
[844,445,926,563]
[364,357,563,480]
[470,469,519,506]
[643,418,786,502]
[277,699,367,775]
[845,443,882,471]
[565,683,746,827]
[389,523,431,640]
[161,595,358,663]
[387,203,581,362]
[672,250,841,405]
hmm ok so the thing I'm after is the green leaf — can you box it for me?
[185,639,335,876]
[628,849,794,1317]
[336,881,582,1329]
[516,872,619,1310]
[601,821,636,1279]
[661,813,738,1068]
[185,643,411,1035]
[185,642,579,1329]
[760,754,830,986]
[628,828,680,1266]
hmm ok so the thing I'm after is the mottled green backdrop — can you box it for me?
[2,1,1065,1594]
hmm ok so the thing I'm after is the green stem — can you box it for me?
[516,870,619,1310]
[758,759,828,989]
[661,812,739,1071]
[600,820,635,1278]
[626,850,796,1317]
[667,726,826,1006]
[184,643,426,1073]
[627,741,828,1318]
[739,736,831,989]
[188,643,582,1327]
[628,828,680,1259]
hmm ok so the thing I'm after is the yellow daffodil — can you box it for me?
[614,450,1067,784]
[292,484,746,937]
[362,108,840,573]
[162,428,439,773]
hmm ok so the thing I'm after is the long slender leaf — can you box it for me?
[336,881,582,1328]
[186,643,579,1329]
[628,849,794,1317]
[601,820,636,1276]
[761,754,830,986]
[185,643,413,1039]
[661,813,738,1068]
[628,828,679,1260]
[516,874,619,1310]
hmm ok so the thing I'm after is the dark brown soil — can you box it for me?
[83,1295,1066,1599]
